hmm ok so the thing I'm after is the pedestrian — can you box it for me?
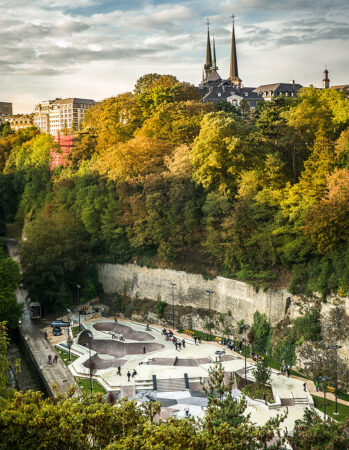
[178,342,182,350]
[182,339,185,348]
[287,368,290,377]
[132,369,137,377]
[48,354,52,364]
[185,407,189,417]
[198,336,201,344]
[143,346,146,354]
[194,336,197,345]
[303,382,307,392]
[315,381,319,392]
[44,331,48,340]
[127,371,131,382]
[114,316,117,323]
[112,331,115,339]
[175,342,178,350]
[117,366,121,376]
[263,393,267,405]
[239,341,242,350]
[54,354,58,363]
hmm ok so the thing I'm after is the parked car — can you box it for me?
[53,326,62,336]
[50,320,70,328]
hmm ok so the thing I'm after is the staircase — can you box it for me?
[156,378,187,392]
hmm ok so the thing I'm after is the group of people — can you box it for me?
[280,364,291,377]
[221,337,242,352]
[162,328,186,350]
[48,354,58,364]
[117,367,137,381]
[111,331,125,341]
[251,352,263,362]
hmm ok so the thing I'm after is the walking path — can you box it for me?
[6,238,79,397]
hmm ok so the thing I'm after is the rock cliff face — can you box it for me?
[98,263,290,326]
[97,263,349,363]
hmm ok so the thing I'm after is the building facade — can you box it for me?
[34,98,95,135]
[1,114,34,130]
[0,102,13,116]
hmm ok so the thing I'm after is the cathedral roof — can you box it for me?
[253,83,302,94]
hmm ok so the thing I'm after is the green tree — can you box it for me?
[291,408,349,449]
[250,312,271,354]
[20,211,88,312]
[191,111,253,194]
[252,360,272,386]
[0,249,22,329]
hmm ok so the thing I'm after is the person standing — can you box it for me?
[175,342,178,351]
[315,381,319,392]
[263,393,267,405]
[286,366,290,377]
[54,354,58,363]
[143,346,146,354]
[127,371,131,382]
[182,339,185,348]
[178,342,182,350]
[303,382,307,392]
[194,336,197,345]
[48,354,52,364]
[117,366,121,376]
[198,337,201,344]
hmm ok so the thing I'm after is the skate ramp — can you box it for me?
[83,355,127,370]
[93,322,154,341]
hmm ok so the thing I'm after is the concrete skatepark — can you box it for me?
[63,318,316,433]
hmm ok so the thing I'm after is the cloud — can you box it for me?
[0,0,347,113]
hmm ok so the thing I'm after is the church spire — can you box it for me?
[229,14,242,87]
[204,19,212,73]
[211,36,218,70]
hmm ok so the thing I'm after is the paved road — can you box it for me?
[4,237,79,396]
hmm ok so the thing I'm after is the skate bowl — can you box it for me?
[83,355,128,370]
[93,322,154,341]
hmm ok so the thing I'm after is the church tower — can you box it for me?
[202,19,221,83]
[323,66,330,89]
[204,20,212,77]
[229,15,242,87]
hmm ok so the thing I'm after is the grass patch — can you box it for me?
[55,346,78,366]
[75,377,107,395]
[72,326,80,338]
[241,383,274,403]
[313,395,349,422]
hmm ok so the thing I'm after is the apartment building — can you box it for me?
[2,114,34,130]
[0,102,13,116]
[34,98,96,135]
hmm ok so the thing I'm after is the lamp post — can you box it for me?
[66,308,72,362]
[206,290,214,341]
[86,330,93,393]
[319,375,331,421]
[76,285,81,329]
[169,282,176,331]
[242,324,250,386]
[329,344,342,415]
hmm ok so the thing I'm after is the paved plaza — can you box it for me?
[62,318,319,433]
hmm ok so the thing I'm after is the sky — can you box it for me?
[1,0,348,113]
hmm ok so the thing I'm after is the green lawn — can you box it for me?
[72,326,81,338]
[55,346,78,366]
[75,377,107,395]
[313,395,349,422]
